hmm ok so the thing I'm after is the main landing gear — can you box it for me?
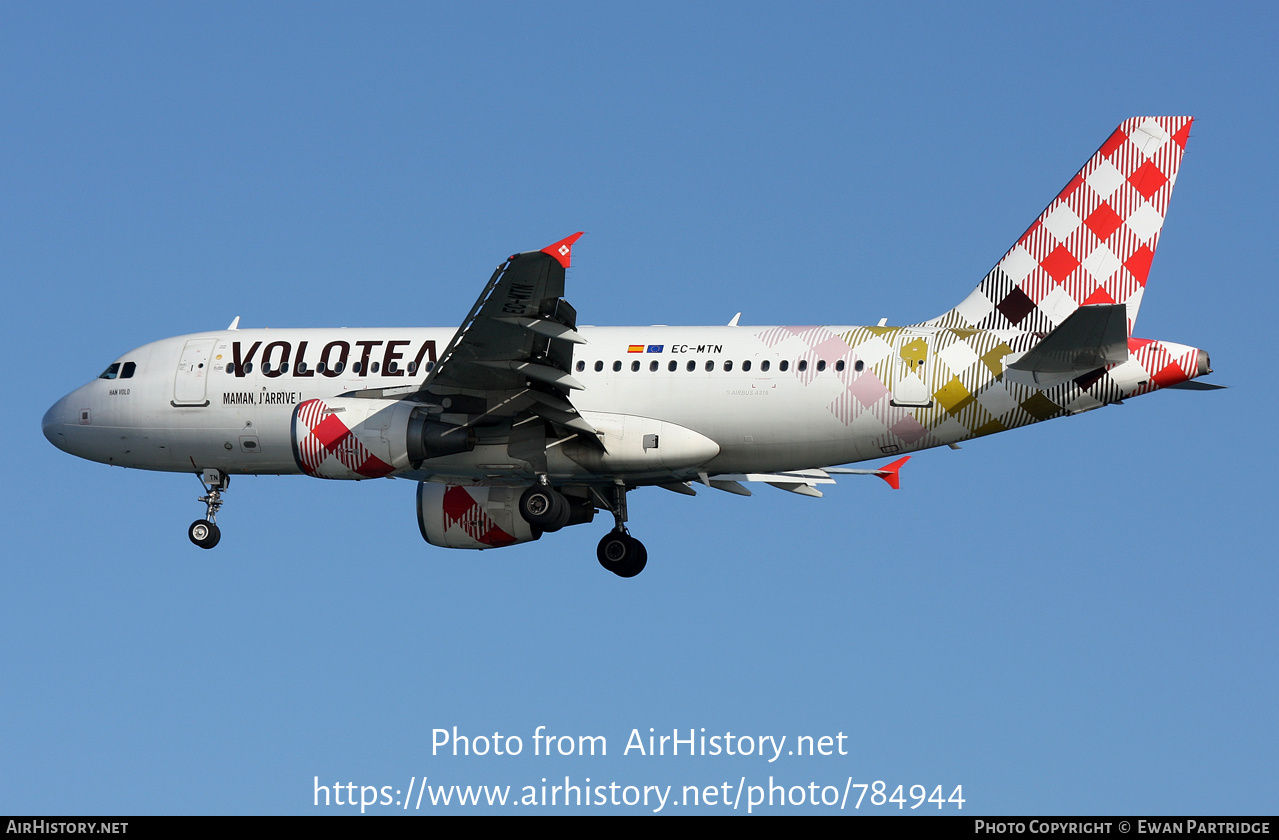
[596,531,647,578]
[593,481,647,578]
[520,479,649,577]
[189,469,228,549]
[519,484,571,532]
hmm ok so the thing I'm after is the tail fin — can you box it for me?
[926,117,1193,335]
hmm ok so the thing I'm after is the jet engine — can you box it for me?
[416,483,541,549]
[291,396,475,479]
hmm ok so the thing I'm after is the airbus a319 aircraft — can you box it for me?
[44,117,1219,577]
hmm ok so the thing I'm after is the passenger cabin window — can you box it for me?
[724,360,733,372]
[743,360,751,372]
[594,360,603,372]
[650,361,659,372]
[576,361,585,372]
[99,363,120,380]
[797,360,808,371]
[779,360,789,371]
[816,360,825,372]
[613,361,622,372]
[761,360,770,372]
[855,360,865,372]
[631,361,640,372]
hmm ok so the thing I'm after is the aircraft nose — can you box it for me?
[42,394,76,453]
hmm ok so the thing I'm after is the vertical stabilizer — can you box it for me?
[925,117,1192,335]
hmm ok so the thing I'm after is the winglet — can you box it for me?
[874,456,911,490]
[541,232,584,268]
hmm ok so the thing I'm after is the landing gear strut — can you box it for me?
[189,469,228,549]
[593,481,647,577]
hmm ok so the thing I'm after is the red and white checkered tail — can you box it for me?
[925,117,1193,336]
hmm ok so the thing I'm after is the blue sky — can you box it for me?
[3,3,1275,815]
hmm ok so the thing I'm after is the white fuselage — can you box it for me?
[42,323,1201,486]
[42,325,928,479]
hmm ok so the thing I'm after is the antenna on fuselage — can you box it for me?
[227,316,241,330]
[727,313,741,326]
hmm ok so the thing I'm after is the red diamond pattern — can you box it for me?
[441,486,516,547]
[1084,202,1123,241]
[1040,245,1080,284]
[311,414,350,450]
[294,398,394,479]
[1124,244,1155,287]
[1127,159,1169,200]
[1081,286,1116,306]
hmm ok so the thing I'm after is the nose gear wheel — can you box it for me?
[189,469,229,549]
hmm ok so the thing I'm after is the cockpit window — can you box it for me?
[99,363,121,380]
[120,362,136,379]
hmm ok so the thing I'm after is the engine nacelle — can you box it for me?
[416,483,541,549]
[291,396,474,479]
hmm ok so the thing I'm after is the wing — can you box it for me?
[663,457,912,497]
[419,233,598,439]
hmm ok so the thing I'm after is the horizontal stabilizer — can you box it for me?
[1163,380,1227,391]
[1005,304,1128,388]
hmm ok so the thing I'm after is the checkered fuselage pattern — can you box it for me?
[737,323,1202,462]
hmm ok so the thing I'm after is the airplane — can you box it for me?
[43,116,1219,577]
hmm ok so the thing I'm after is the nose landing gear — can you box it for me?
[189,469,228,549]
